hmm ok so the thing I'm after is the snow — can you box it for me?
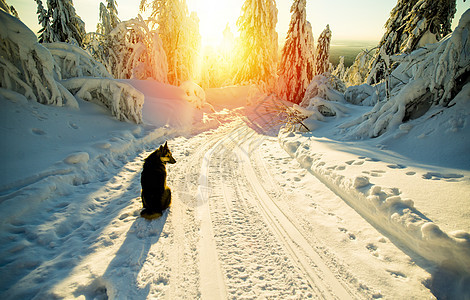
[0,11,77,108]
[44,42,112,79]
[179,80,207,109]
[61,77,144,123]
[1,7,470,300]
[1,75,469,297]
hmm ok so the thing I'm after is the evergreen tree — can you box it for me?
[35,0,86,47]
[233,0,278,90]
[0,0,19,18]
[402,0,456,52]
[140,0,201,85]
[367,0,456,84]
[35,0,53,43]
[97,0,120,36]
[277,0,314,104]
[313,24,332,76]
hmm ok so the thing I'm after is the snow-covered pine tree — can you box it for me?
[0,0,18,18]
[107,0,120,31]
[401,0,456,52]
[0,10,78,107]
[140,0,201,85]
[97,0,120,36]
[332,56,346,80]
[365,0,418,85]
[277,0,314,104]
[104,15,168,82]
[233,0,278,90]
[35,0,86,47]
[342,8,470,139]
[313,24,332,76]
[35,0,53,43]
[367,0,457,84]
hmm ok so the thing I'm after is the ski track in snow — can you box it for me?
[0,117,436,299]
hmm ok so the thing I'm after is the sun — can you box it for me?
[187,0,242,47]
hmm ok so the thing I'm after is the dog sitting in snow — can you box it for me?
[140,142,176,219]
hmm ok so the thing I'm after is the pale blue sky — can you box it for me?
[9,0,469,46]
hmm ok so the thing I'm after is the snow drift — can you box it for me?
[0,11,146,124]
[44,42,112,79]
[61,78,144,123]
[0,11,77,108]
[279,128,470,276]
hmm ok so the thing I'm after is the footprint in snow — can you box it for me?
[386,269,408,280]
[422,172,464,182]
[68,121,79,129]
[387,164,406,169]
[31,128,46,135]
[338,227,356,240]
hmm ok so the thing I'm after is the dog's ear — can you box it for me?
[164,141,168,149]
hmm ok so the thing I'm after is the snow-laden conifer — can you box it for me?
[367,0,457,84]
[97,0,120,36]
[96,15,168,82]
[277,0,314,104]
[44,42,112,79]
[342,8,470,138]
[313,24,332,76]
[332,56,346,81]
[233,0,278,90]
[0,11,77,108]
[0,0,18,18]
[35,0,86,47]
[140,0,200,85]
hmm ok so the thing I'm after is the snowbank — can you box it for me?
[180,81,206,109]
[0,11,77,108]
[61,77,144,123]
[44,42,112,79]
[125,79,227,131]
[279,128,470,276]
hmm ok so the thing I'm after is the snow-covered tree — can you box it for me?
[402,0,456,52]
[44,42,112,79]
[332,56,346,80]
[97,0,120,36]
[140,0,201,85]
[0,0,19,18]
[342,8,470,138]
[277,0,314,104]
[313,24,332,76]
[343,49,375,86]
[0,11,77,107]
[88,15,168,82]
[35,0,86,47]
[367,0,457,84]
[233,0,278,90]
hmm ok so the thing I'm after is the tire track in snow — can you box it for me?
[235,133,354,299]
[166,129,231,299]
[195,136,229,299]
[208,124,315,298]
[194,121,353,299]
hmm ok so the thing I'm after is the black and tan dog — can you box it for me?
[140,142,176,219]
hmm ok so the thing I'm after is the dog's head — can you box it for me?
[146,141,176,165]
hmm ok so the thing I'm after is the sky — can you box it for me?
[8,0,469,47]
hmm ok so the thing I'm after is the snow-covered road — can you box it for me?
[1,115,436,299]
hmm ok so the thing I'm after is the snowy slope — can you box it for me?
[279,68,470,297]
[0,80,469,298]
